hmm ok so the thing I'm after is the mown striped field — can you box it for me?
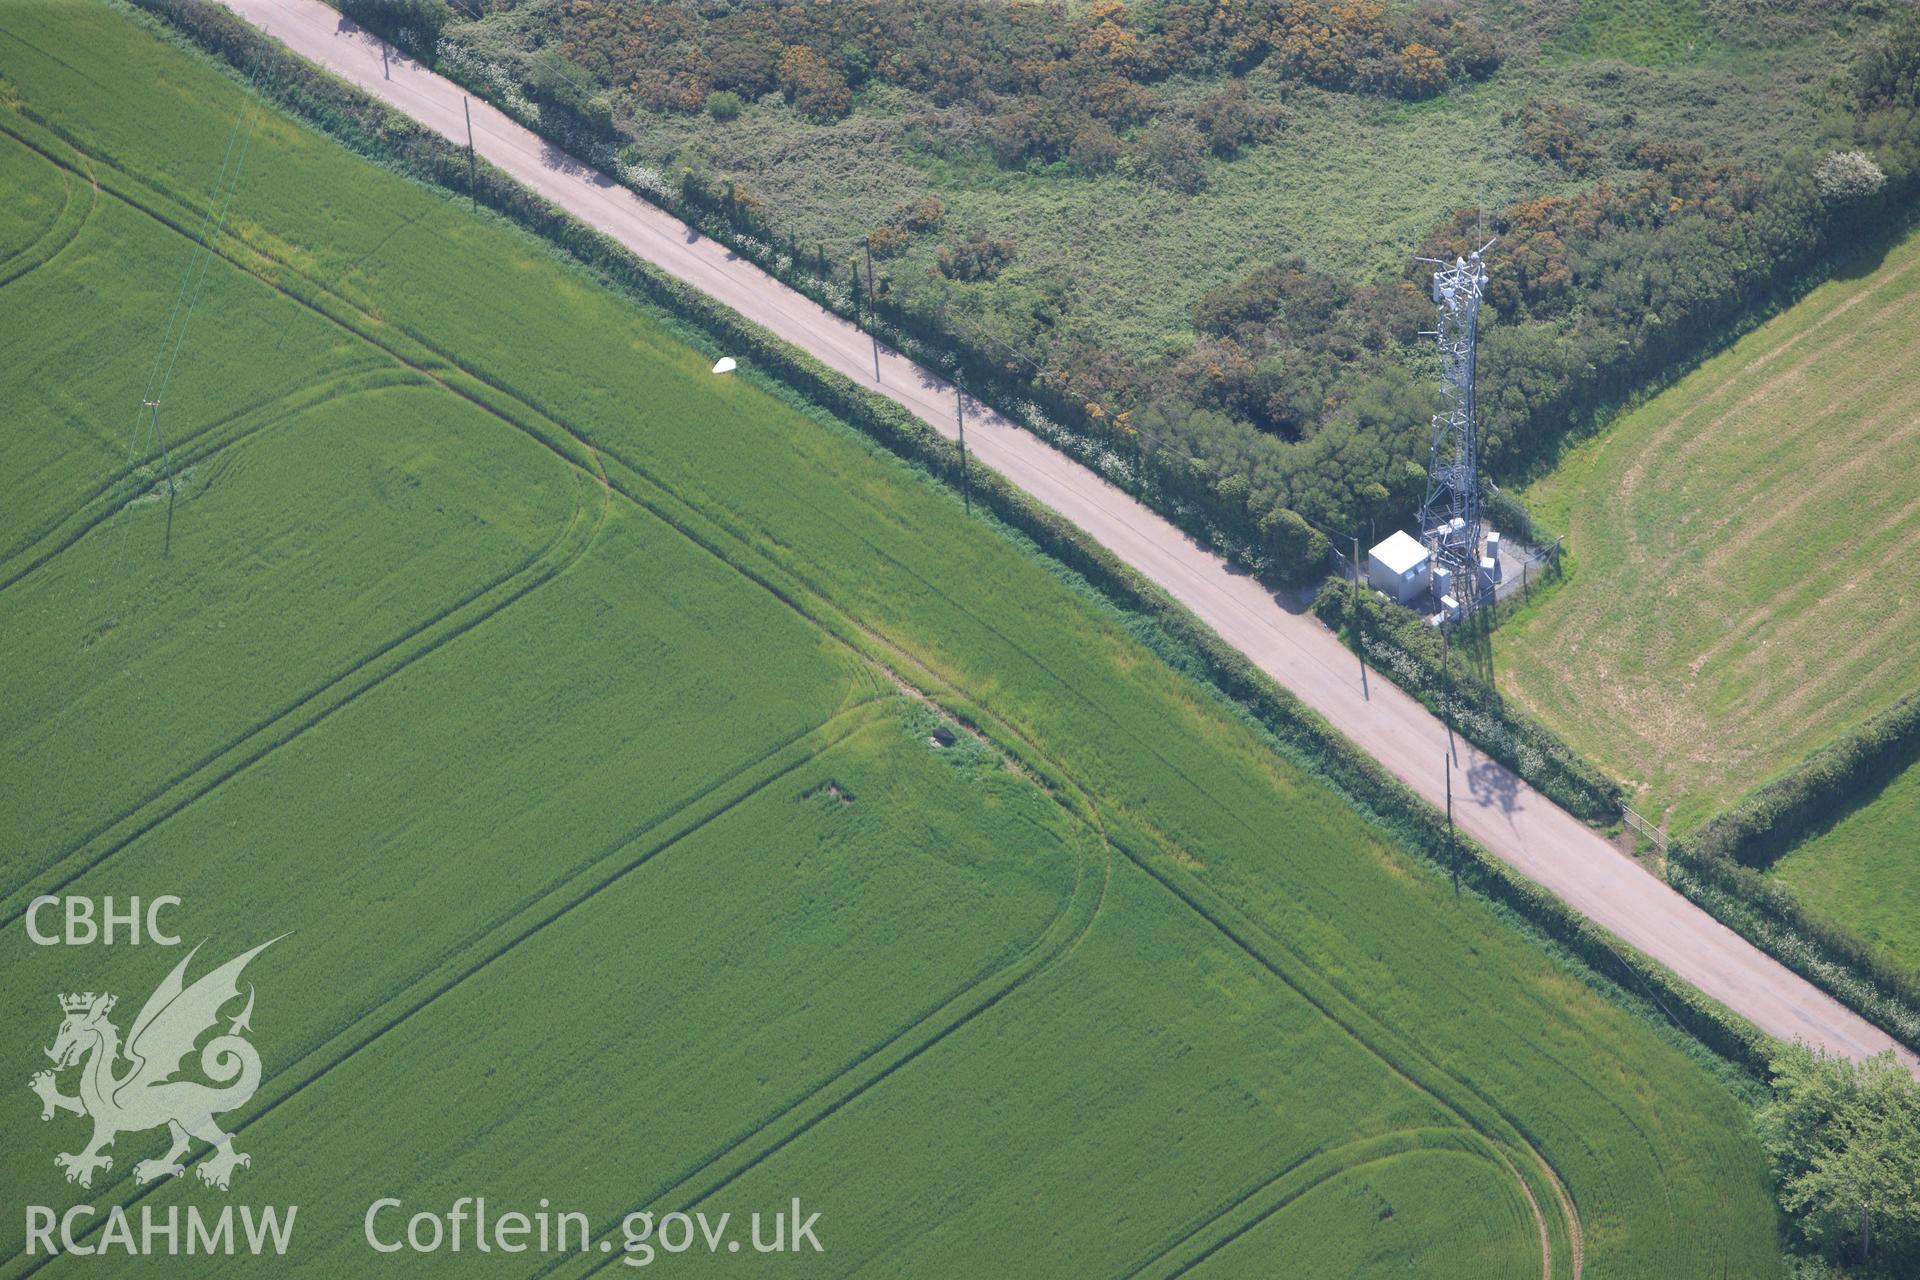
[1495,225,1920,833]
[0,4,1778,1276]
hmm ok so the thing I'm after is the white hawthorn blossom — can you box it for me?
[1815,149,1886,202]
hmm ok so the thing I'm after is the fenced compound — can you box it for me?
[1328,524,1562,618]
[1488,534,1562,606]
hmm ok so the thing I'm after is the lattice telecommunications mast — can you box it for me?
[1416,240,1494,610]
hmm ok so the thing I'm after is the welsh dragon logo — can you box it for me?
[29,938,280,1191]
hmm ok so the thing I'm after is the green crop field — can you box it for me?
[0,3,1781,1275]
[1772,760,1920,979]
[1494,227,1920,833]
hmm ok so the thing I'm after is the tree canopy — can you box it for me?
[1760,1043,1920,1272]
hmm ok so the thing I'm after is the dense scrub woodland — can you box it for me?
[357,0,1920,579]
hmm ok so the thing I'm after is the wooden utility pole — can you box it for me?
[955,378,971,516]
[144,398,177,559]
[1441,623,1454,765]
[864,242,882,383]
[1445,753,1457,891]
[1351,534,1367,696]
[463,96,477,209]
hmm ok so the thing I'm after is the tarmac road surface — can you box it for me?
[220,0,1916,1072]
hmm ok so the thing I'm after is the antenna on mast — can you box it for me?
[1415,239,1494,612]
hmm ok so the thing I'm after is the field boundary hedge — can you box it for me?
[1311,573,1623,825]
[1690,690,1920,871]
[128,0,1775,1078]
[1668,691,1920,1049]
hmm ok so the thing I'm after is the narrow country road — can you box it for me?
[221,0,1916,1072]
